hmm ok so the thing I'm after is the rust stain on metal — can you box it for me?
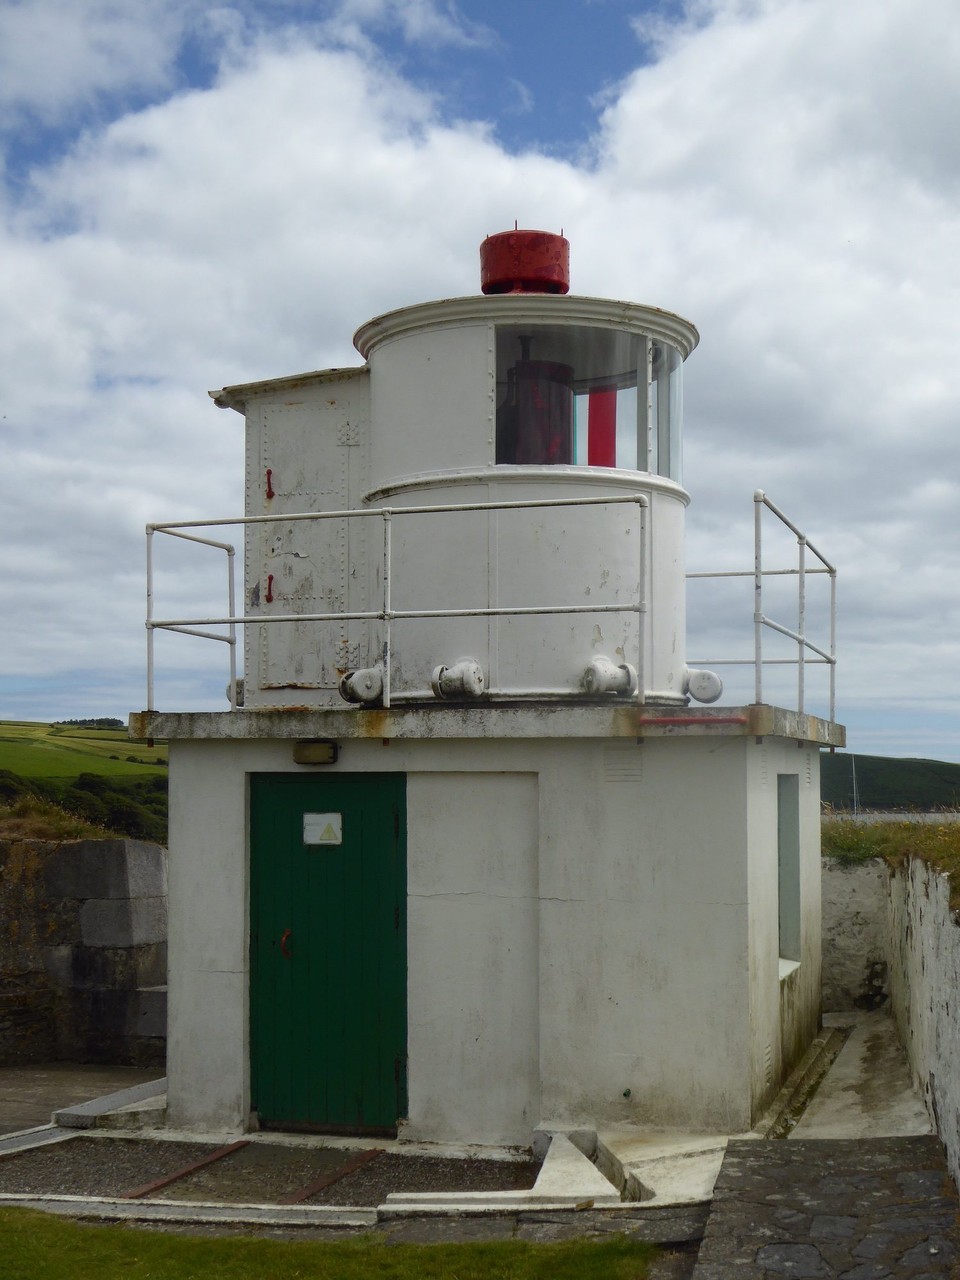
[279,1147,384,1204]
[357,708,390,739]
[120,1140,250,1199]
[128,712,150,740]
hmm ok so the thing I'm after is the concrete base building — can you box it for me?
[135,230,843,1145]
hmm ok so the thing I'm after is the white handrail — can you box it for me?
[146,527,237,712]
[688,491,837,721]
[145,493,649,711]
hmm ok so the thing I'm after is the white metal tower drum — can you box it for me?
[354,289,698,705]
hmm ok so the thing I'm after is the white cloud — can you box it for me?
[0,0,188,122]
[2,0,960,758]
[322,0,493,48]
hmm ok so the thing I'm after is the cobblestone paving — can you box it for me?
[692,1137,960,1279]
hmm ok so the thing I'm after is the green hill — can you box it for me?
[0,721,167,844]
[821,752,960,811]
[0,720,166,780]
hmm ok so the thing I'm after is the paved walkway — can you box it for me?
[0,1017,958,1274]
[690,1013,958,1277]
[693,1136,958,1278]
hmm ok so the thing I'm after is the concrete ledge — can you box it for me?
[597,1129,735,1206]
[0,1125,76,1156]
[0,1190,708,1239]
[0,1193,376,1228]
[532,1132,621,1203]
[132,703,844,747]
[380,1193,621,1211]
[93,1095,167,1132]
[55,1079,167,1129]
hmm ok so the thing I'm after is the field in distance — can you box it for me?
[0,721,166,781]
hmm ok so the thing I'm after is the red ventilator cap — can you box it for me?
[480,229,570,295]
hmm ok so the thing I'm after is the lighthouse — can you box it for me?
[135,230,843,1146]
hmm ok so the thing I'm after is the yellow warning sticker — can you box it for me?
[303,813,343,846]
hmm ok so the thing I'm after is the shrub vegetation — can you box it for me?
[0,769,166,844]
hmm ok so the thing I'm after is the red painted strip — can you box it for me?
[587,388,617,467]
[637,715,749,726]
[279,1146,385,1205]
[120,1139,250,1199]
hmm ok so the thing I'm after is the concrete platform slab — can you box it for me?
[529,1132,622,1204]
[0,1065,160,1135]
[55,1078,166,1129]
[597,1131,747,1206]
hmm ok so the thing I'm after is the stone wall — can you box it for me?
[0,837,167,1066]
[886,859,960,1191]
[821,858,891,1012]
[822,855,960,1189]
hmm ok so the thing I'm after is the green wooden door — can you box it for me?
[250,773,406,1133]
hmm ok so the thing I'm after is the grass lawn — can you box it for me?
[822,816,960,907]
[0,1209,655,1279]
[0,721,166,779]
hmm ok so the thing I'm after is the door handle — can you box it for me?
[280,928,292,959]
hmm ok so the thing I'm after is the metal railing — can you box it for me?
[145,493,649,711]
[687,490,837,721]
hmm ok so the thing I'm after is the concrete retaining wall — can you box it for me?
[0,837,167,1066]
[886,859,960,1190]
[822,855,960,1188]
[821,858,891,1012]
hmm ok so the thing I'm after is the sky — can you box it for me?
[1,0,958,760]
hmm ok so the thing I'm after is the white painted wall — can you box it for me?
[742,742,822,1119]
[405,771,540,1144]
[166,739,251,1131]
[165,730,822,1144]
[887,859,960,1188]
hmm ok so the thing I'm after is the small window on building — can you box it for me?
[777,774,801,964]
[494,325,683,480]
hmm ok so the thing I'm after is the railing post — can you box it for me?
[146,527,155,712]
[829,565,837,723]
[636,496,647,705]
[382,510,392,710]
[797,535,806,718]
[753,491,764,704]
[227,545,237,710]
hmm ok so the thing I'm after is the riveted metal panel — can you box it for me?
[243,386,371,694]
